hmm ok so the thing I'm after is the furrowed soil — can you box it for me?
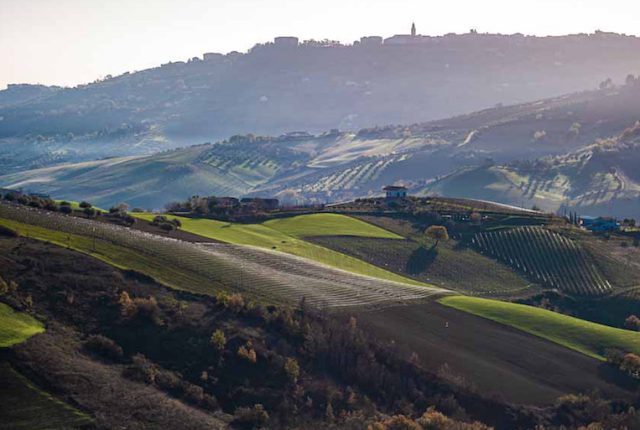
[356,302,638,406]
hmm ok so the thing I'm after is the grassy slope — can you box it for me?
[0,362,93,429]
[134,213,424,286]
[264,213,403,239]
[0,218,224,296]
[6,213,638,365]
[0,303,44,348]
[0,303,44,347]
[439,296,640,360]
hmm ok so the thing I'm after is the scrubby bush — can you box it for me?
[79,201,92,208]
[237,341,257,363]
[210,329,226,351]
[369,415,421,430]
[83,207,97,217]
[44,200,58,211]
[624,315,640,331]
[125,354,157,383]
[59,205,73,214]
[620,353,640,378]
[151,215,181,232]
[84,334,124,361]
[216,292,245,313]
[159,222,176,232]
[283,357,300,384]
[232,404,269,429]
[109,203,129,213]
[118,291,163,325]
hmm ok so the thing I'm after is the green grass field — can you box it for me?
[0,303,44,348]
[439,296,640,360]
[0,362,93,429]
[133,213,424,286]
[0,217,234,297]
[264,213,402,239]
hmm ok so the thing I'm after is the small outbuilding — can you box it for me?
[383,185,408,199]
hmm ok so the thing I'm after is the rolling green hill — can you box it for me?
[263,213,402,239]
[134,213,421,285]
[440,296,640,360]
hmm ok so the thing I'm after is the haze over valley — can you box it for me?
[2,2,640,429]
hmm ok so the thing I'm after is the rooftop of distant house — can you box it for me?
[383,185,408,191]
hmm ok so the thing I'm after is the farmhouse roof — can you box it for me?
[383,185,407,191]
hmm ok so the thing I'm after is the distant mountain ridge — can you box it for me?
[3,31,640,174]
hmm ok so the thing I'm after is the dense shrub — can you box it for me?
[59,205,73,214]
[0,278,19,295]
[84,334,124,361]
[237,341,257,363]
[232,404,269,429]
[79,201,92,209]
[620,353,640,378]
[151,215,180,232]
[210,329,226,351]
[118,291,163,325]
[283,357,300,384]
[125,353,157,383]
[624,315,640,331]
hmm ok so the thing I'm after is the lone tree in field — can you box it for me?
[425,225,449,248]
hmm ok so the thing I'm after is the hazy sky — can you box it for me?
[1,0,640,89]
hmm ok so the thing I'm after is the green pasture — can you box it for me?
[133,213,422,285]
[439,296,640,360]
[0,303,44,348]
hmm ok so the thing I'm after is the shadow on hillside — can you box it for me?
[406,246,437,275]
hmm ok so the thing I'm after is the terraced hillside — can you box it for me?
[0,203,444,308]
[5,84,640,215]
[472,227,611,295]
[423,122,640,219]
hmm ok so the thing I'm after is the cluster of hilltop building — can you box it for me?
[273,23,451,47]
[202,24,452,60]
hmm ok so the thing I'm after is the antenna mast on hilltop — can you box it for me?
[411,22,416,37]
